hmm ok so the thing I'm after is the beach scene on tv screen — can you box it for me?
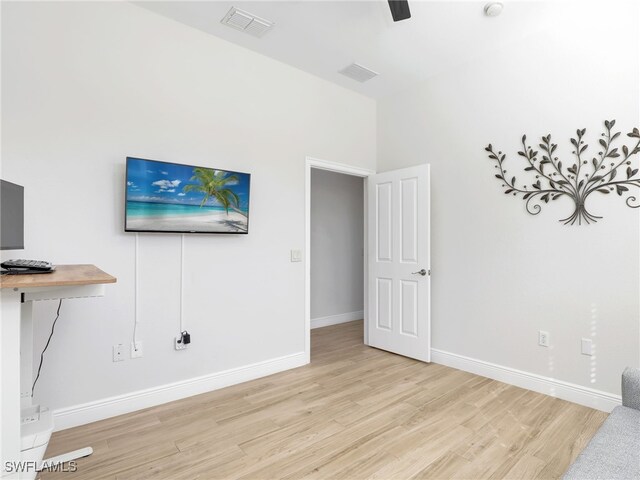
[126,158,250,233]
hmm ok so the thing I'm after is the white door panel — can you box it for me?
[367,164,430,362]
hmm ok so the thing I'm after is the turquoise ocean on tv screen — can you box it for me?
[126,201,247,218]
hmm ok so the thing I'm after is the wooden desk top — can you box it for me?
[0,264,117,289]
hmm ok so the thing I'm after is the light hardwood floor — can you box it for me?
[40,321,606,479]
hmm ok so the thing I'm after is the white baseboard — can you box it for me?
[311,310,364,329]
[431,349,621,413]
[53,351,307,431]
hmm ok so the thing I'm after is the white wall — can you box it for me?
[378,1,639,396]
[1,1,375,419]
[310,169,364,327]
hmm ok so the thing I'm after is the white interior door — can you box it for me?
[367,164,430,362]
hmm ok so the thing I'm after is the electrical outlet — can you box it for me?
[581,338,593,356]
[112,344,125,362]
[538,331,549,347]
[175,336,187,350]
[131,341,143,359]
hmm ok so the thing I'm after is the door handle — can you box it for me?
[412,269,427,276]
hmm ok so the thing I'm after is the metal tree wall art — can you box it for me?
[486,120,640,225]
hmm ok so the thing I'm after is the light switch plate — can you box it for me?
[538,331,549,347]
[581,338,593,356]
[290,249,302,262]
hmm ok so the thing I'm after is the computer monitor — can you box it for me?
[0,180,24,250]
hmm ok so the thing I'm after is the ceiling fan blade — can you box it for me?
[388,0,411,22]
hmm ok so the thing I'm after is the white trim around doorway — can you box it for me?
[304,157,375,363]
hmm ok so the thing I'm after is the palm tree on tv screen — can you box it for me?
[182,167,244,216]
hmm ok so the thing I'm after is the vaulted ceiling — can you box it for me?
[136,1,562,99]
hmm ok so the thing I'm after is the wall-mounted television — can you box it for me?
[125,157,251,234]
[0,179,25,250]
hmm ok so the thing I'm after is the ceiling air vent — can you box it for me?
[338,63,379,83]
[221,7,274,38]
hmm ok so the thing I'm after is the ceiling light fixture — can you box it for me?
[484,2,504,17]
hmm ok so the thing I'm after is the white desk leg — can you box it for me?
[21,299,94,473]
[20,301,33,410]
[1,290,22,479]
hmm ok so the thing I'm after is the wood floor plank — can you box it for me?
[368,425,475,480]
[410,451,471,480]
[500,453,547,480]
[40,321,607,480]
[114,444,246,480]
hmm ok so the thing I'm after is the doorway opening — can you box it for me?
[304,157,375,364]
[310,168,364,361]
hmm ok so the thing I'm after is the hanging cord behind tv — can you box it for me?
[32,299,63,396]
[132,233,139,351]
